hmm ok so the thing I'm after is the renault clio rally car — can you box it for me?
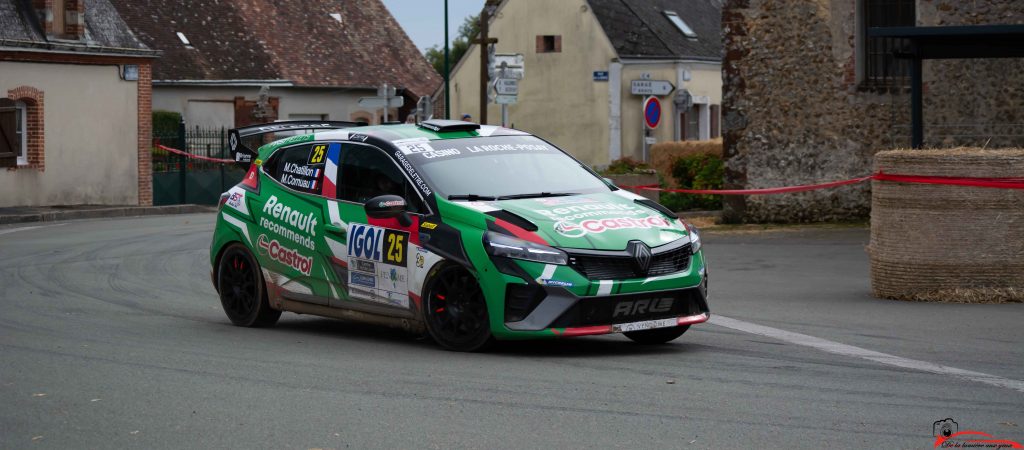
[211,119,709,351]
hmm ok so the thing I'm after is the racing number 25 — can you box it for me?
[309,144,327,165]
[385,232,405,265]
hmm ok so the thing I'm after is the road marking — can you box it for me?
[0,223,66,236]
[711,315,1024,394]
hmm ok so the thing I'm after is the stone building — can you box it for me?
[722,0,1024,222]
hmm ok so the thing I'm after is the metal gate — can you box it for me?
[152,124,245,205]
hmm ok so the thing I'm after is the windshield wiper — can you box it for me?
[448,194,498,201]
[497,192,578,200]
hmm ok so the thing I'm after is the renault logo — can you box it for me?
[626,240,652,276]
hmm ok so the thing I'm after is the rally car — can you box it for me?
[211,119,709,351]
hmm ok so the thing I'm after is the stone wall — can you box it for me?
[722,0,1024,222]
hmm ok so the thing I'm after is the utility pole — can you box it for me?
[443,0,450,119]
[474,0,500,124]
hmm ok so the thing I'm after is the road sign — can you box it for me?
[593,71,609,81]
[643,97,662,129]
[495,94,518,105]
[631,80,674,96]
[492,53,524,80]
[495,79,518,95]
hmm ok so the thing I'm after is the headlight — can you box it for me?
[685,222,702,253]
[484,231,568,265]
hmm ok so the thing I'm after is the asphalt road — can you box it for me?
[1,214,1021,449]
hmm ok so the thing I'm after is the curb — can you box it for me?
[0,205,218,225]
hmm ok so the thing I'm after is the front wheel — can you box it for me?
[217,243,281,327]
[423,265,493,352]
[624,325,689,344]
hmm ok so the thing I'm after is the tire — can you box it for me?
[217,243,281,327]
[423,265,494,352]
[623,325,689,344]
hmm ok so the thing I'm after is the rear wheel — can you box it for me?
[624,325,689,344]
[423,265,493,352]
[217,243,281,327]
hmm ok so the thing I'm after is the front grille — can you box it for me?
[567,243,691,280]
[550,287,707,328]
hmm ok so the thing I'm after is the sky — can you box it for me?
[382,0,486,52]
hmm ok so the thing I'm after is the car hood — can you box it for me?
[466,191,690,250]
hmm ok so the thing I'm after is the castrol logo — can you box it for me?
[553,216,671,238]
[257,234,313,276]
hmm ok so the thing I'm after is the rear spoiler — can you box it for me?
[228,120,366,168]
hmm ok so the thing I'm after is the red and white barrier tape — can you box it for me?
[155,144,234,164]
[621,171,1024,195]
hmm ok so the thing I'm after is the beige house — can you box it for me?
[0,0,157,207]
[441,0,722,167]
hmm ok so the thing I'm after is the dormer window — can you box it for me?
[52,1,66,36]
[664,11,697,39]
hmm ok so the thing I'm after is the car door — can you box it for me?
[326,142,426,317]
[252,142,332,306]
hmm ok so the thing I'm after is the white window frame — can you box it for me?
[1,101,27,165]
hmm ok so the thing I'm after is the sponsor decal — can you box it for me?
[397,140,460,159]
[554,216,671,238]
[308,144,327,165]
[257,234,313,276]
[535,202,638,220]
[378,199,405,208]
[378,266,407,290]
[353,259,375,273]
[465,143,552,153]
[350,271,376,288]
[259,217,315,250]
[534,196,598,207]
[415,253,425,268]
[540,279,573,288]
[612,297,673,319]
[348,224,408,267]
[393,150,432,196]
[349,133,369,143]
[262,196,318,236]
[420,221,438,230]
[225,189,248,215]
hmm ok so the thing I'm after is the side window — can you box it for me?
[265,143,326,195]
[337,144,425,213]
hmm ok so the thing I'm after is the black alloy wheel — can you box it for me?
[623,325,690,344]
[423,265,493,352]
[217,243,281,327]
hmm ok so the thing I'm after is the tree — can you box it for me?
[424,14,480,77]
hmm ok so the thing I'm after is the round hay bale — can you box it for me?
[869,148,1024,303]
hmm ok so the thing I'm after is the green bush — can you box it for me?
[660,152,724,211]
[599,157,655,175]
[152,110,182,138]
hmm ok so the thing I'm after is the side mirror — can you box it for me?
[365,195,412,227]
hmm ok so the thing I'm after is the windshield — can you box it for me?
[395,135,611,199]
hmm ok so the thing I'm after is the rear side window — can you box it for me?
[264,143,326,195]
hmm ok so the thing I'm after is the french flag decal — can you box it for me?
[322,143,341,198]
[311,168,322,190]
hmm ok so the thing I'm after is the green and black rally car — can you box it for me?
[211,119,708,351]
